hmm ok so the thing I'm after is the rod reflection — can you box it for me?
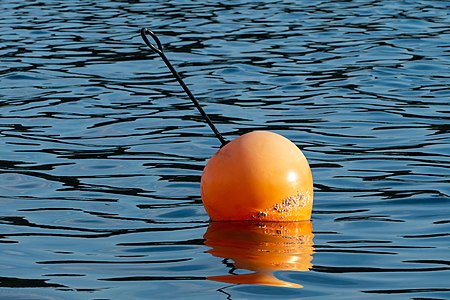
[204,221,314,288]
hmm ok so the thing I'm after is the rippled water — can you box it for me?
[1,0,450,299]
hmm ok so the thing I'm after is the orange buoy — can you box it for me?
[201,131,313,221]
[141,29,313,221]
[204,221,314,288]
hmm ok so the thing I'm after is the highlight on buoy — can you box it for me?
[140,28,313,221]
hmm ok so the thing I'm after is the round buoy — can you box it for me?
[141,30,314,222]
[201,131,313,221]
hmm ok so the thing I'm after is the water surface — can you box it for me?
[1,0,450,299]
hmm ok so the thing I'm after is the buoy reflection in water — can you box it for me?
[204,221,314,288]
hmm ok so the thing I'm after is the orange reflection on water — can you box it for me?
[204,221,314,288]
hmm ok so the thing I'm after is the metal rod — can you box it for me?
[140,28,229,147]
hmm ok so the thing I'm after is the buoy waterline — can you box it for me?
[141,28,313,221]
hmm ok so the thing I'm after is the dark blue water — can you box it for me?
[1,0,450,299]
